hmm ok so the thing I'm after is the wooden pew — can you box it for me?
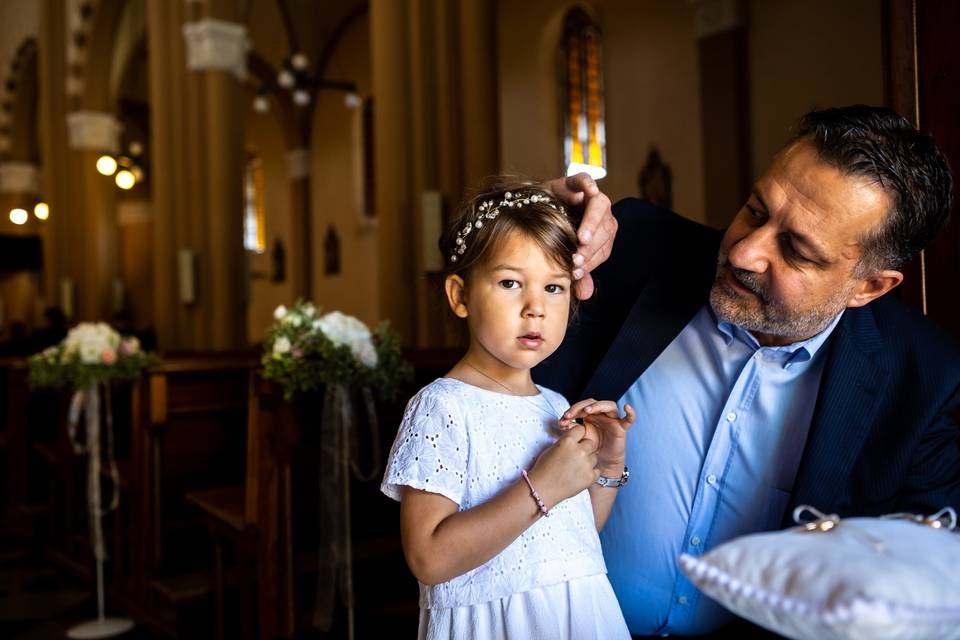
[129,354,257,634]
[0,358,38,539]
[175,348,459,639]
[0,357,75,550]
[184,371,261,640]
[184,371,293,639]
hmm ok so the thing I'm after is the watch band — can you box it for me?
[595,466,629,488]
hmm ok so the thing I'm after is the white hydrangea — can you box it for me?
[316,311,378,368]
[273,336,291,355]
[63,322,121,365]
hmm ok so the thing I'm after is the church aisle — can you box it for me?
[0,533,154,639]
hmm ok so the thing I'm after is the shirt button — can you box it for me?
[706,474,718,486]
[726,411,737,422]
[754,351,762,360]
[678,595,689,605]
[691,535,701,546]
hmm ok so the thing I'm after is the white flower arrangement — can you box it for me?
[262,300,410,400]
[29,322,155,389]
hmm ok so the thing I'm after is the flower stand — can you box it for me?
[66,383,134,639]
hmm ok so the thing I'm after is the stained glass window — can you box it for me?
[562,9,607,180]
[243,154,266,253]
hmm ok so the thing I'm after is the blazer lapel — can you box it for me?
[786,305,891,519]
[581,272,709,402]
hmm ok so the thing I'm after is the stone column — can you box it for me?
[692,0,751,229]
[148,2,247,350]
[371,0,416,344]
[370,0,498,347]
[38,0,70,312]
[64,110,122,321]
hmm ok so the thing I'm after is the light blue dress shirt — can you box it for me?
[601,304,843,636]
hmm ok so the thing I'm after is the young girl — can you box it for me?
[381,179,634,639]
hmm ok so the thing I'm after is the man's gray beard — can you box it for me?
[708,268,848,342]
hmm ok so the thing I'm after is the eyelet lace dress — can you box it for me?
[382,378,630,640]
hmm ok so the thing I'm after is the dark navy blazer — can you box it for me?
[535,198,960,523]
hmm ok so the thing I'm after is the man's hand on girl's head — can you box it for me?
[543,173,617,300]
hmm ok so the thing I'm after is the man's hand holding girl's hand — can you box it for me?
[559,399,635,476]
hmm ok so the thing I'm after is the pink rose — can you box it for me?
[102,349,117,365]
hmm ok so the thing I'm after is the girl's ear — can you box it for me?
[444,274,469,318]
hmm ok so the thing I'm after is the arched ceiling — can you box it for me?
[245,0,367,78]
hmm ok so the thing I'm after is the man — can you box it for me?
[539,105,960,636]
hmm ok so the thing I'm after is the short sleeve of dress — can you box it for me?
[381,383,469,506]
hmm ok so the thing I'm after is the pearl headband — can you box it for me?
[450,190,567,263]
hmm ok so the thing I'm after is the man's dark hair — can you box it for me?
[793,105,953,273]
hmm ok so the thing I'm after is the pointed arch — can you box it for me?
[3,38,39,162]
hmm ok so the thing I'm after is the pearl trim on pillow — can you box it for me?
[679,507,960,640]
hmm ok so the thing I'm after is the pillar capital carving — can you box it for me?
[0,162,40,194]
[182,18,249,80]
[690,0,745,39]
[65,111,122,152]
[286,148,311,180]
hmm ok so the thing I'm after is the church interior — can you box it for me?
[0,0,957,638]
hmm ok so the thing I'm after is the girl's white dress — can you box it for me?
[381,378,630,640]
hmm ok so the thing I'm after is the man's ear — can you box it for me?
[846,269,904,308]
[445,274,469,318]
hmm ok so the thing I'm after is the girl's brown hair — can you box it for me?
[439,177,580,293]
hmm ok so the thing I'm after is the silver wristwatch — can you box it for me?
[596,466,629,488]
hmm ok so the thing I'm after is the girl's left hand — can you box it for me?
[558,399,635,474]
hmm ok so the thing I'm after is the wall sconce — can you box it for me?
[9,208,27,225]
[252,52,361,113]
[7,199,49,224]
[96,140,146,191]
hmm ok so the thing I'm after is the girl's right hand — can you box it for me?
[526,425,598,509]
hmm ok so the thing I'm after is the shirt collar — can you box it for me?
[713,306,844,369]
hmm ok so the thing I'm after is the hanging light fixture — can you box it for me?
[115,170,135,190]
[96,138,146,191]
[97,154,118,175]
[34,202,49,220]
[252,52,359,114]
[252,92,270,113]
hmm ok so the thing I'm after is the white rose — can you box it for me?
[273,336,291,355]
[274,305,288,320]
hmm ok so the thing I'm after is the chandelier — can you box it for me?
[252,52,361,113]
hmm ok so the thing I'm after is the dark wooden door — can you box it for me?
[886,0,960,338]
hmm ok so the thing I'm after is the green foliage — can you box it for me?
[261,300,413,401]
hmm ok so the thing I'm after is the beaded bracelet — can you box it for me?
[521,470,550,518]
